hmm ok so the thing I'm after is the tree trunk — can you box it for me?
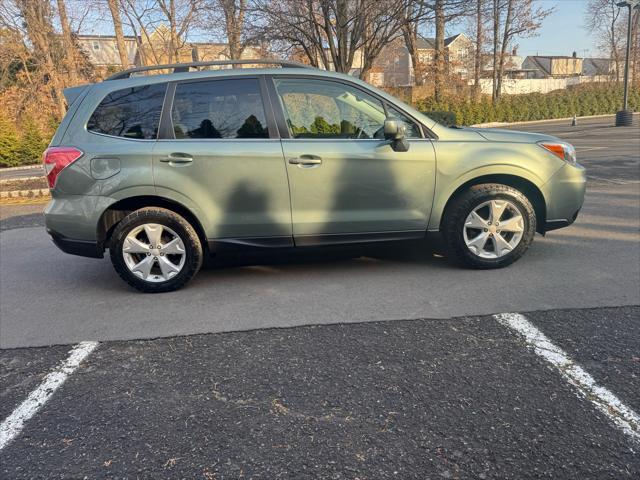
[108,0,129,67]
[222,0,246,59]
[632,8,639,86]
[403,21,425,86]
[495,0,513,103]
[491,0,500,103]
[434,0,445,102]
[56,0,78,84]
[474,0,483,100]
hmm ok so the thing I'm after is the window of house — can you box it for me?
[93,41,100,50]
[171,78,269,139]
[87,83,166,139]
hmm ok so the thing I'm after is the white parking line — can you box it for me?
[0,341,99,451]
[494,313,640,444]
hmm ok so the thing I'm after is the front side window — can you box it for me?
[274,78,422,140]
[171,78,269,139]
[87,83,166,139]
[275,78,386,139]
[386,105,422,139]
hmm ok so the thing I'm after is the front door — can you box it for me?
[270,76,436,245]
[153,76,293,246]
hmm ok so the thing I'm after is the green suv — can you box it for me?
[43,60,586,292]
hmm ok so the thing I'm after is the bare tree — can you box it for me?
[156,0,202,63]
[55,0,79,83]
[420,0,470,101]
[492,0,552,102]
[119,0,202,65]
[473,0,485,99]
[254,0,414,81]
[200,0,250,60]
[14,0,66,117]
[221,0,248,59]
[107,0,130,67]
[400,1,432,85]
[585,0,632,82]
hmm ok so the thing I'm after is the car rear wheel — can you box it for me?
[442,184,536,269]
[109,207,203,292]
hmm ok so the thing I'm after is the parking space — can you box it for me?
[1,307,639,479]
[0,347,71,420]
[525,307,640,414]
[1,115,639,478]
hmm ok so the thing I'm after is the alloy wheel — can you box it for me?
[463,199,525,259]
[122,223,186,283]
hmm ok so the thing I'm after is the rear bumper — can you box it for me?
[48,229,103,258]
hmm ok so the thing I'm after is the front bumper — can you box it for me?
[542,163,587,233]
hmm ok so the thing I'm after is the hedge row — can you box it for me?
[415,84,640,126]
[0,116,49,168]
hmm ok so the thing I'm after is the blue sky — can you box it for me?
[510,0,597,57]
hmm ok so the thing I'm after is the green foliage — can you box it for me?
[423,111,457,126]
[16,116,48,165]
[415,84,640,126]
[0,116,20,168]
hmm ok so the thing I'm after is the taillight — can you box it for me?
[42,147,83,188]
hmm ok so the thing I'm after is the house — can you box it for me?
[582,57,626,80]
[521,54,583,79]
[368,33,475,87]
[77,34,139,67]
[77,25,261,70]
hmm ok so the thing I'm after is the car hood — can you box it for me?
[464,127,562,144]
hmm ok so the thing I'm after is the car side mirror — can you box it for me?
[384,118,410,152]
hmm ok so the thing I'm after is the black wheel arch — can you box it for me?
[98,196,208,250]
[441,174,547,234]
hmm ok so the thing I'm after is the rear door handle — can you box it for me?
[160,153,193,164]
[289,155,322,166]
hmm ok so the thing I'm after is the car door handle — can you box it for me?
[160,153,193,164]
[289,155,322,166]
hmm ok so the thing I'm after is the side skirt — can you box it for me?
[207,230,427,253]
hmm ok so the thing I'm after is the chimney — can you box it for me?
[572,51,577,58]
[512,47,518,56]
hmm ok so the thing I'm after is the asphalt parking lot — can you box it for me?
[1,115,639,478]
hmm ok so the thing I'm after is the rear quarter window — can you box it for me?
[87,83,166,139]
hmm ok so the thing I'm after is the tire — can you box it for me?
[109,207,203,292]
[442,184,536,269]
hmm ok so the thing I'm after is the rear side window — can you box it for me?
[171,78,269,139]
[87,83,166,139]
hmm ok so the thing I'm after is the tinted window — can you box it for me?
[275,78,389,139]
[87,84,166,139]
[171,78,268,139]
[387,106,422,139]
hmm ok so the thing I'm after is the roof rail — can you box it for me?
[105,59,311,81]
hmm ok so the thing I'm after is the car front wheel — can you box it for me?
[109,207,203,292]
[442,184,537,269]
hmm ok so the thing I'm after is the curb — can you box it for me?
[0,176,44,184]
[0,189,50,199]
[0,164,42,172]
[471,113,638,128]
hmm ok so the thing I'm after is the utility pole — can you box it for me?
[616,0,640,126]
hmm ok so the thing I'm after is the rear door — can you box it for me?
[153,76,293,246]
[268,75,436,245]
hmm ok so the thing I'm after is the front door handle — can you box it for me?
[289,155,322,166]
[160,153,193,164]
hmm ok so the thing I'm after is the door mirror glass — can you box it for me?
[384,118,410,152]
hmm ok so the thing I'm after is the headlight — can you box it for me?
[539,142,577,165]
